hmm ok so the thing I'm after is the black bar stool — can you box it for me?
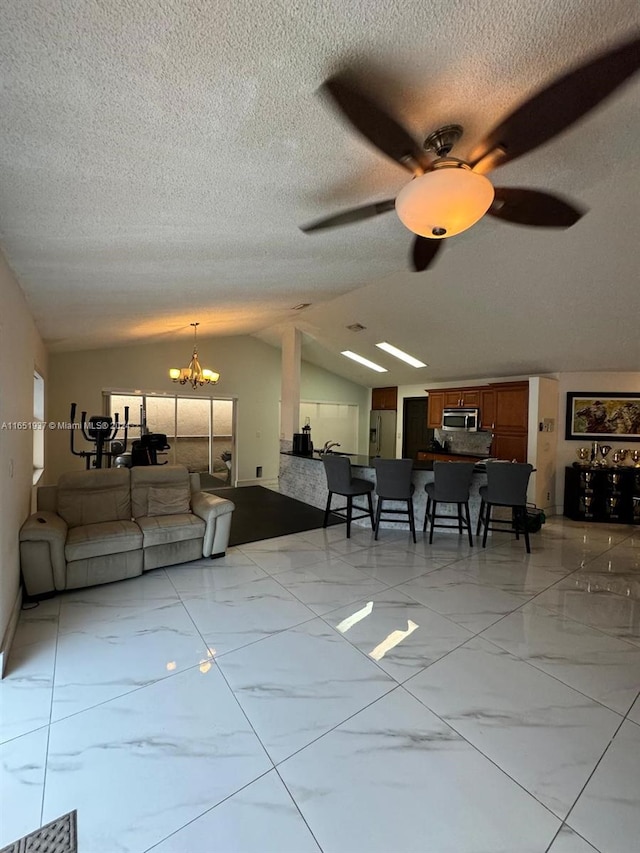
[423,461,475,546]
[372,458,416,543]
[476,462,534,553]
[322,456,374,538]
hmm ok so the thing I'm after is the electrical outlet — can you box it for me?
[547,491,550,501]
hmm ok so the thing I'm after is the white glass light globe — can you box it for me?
[395,166,495,238]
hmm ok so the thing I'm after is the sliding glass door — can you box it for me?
[105,392,235,483]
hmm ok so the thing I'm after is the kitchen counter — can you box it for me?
[279,451,489,531]
[280,450,492,472]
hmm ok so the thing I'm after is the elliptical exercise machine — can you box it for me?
[69,402,129,469]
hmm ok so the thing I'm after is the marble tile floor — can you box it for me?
[1,518,639,853]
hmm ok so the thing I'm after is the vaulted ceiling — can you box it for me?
[1,0,639,386]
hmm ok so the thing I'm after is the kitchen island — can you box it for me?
[279,451,490,532]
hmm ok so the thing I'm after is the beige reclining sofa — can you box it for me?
[19,465,235,597]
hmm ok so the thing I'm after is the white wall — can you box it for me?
[528,377,559,512]
[0,253,47,668]
[301,361,370,452]
[46,337,370,486]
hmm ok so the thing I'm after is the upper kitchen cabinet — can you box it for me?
[493,382,529,432]
[443,389,481,407]
[371,386,398,410]
[426,391,445,428]
[480,389,496,429]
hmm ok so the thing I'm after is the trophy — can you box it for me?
[580,469,594,491]
[608,471,621,489]
[576,447,591,467]
[631,449,640,467]
[583,494,593,518]
[607,495,619,520]
[599,444,612,467]
[611,449,628,467]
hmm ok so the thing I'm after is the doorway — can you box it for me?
[402,397,433,460]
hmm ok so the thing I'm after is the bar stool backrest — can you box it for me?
[431,461,475,502]
[323,455,353,492]
[485,462,533,506]
[373,458,414,499]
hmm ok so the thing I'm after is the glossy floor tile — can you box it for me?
[2,516,639,852]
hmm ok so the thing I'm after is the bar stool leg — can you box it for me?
[422,496,431,532]
[457,503,463,535]
[346,495,353,538]
[366,491,375,530]
[482,503,491,548]
[476,500,485,536]
[408,498,416,544]
[464,502,473,546]
[429,500,438,544]
[374,497,382,540]
[323,492,333,528]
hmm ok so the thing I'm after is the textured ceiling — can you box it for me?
[1,0,639,386]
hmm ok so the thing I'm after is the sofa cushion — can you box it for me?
[147,485,191,517]
[58,468,131,528]
[65,520,142,562]
[131,465,191,519]
[136,513,205,548]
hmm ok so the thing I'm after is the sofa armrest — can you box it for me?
[19,511,68,594]
[190,492,235,557]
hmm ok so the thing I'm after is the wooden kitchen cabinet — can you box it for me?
[444,390,463,407]
[490,381,529,462]
[426,392,445,428]
[371,386,398,410]
[492,433,529,463]
[493,382,529,432]
[480,389,496,429]
[442,388,481,407]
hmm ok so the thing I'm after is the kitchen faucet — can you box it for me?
[321,441,341,454]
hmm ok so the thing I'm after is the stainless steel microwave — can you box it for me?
[442,407,480,431]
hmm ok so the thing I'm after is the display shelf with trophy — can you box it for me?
[564,444,640,524]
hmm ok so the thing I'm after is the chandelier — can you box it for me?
[169,323,220,389]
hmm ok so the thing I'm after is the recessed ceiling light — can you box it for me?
[341,351,388,373]
[346,323,366,332]
[291,303,311,310]
[375,342,427,368]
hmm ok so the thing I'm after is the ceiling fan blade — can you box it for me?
[471,33,640,168]
[322,75,429,172]
[488,187,585,227]
[411,236,443,271]
[300,199,396,233]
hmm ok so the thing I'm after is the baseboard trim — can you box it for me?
[0,585,22,679]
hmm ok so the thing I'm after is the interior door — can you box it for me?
[402,397,433,459]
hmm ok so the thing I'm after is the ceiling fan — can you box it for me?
[300,33,640,272]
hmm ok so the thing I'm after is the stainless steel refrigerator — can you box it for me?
[369,410,397,458]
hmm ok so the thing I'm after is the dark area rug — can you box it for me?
[1,811,77,853]
[205,485,342,546]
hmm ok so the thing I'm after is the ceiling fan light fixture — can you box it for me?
[395,163,495,239]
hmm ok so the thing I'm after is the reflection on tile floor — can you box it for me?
[1,517,639,852]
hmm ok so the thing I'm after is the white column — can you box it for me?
[280,327,301,441]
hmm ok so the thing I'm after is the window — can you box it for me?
[105,392,235,482]
[33,371,45,484]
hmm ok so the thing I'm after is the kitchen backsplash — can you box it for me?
[434,429,493,456]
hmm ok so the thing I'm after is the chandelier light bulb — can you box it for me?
[169,322,220,389]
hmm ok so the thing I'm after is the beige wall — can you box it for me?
[46,336,369,486]
[0,253,47,664]
[46,335,282,485]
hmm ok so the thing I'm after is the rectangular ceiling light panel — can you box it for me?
[341,351,388,372]
[375,342,427,368]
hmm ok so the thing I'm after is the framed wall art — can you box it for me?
[565,392,640,441]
